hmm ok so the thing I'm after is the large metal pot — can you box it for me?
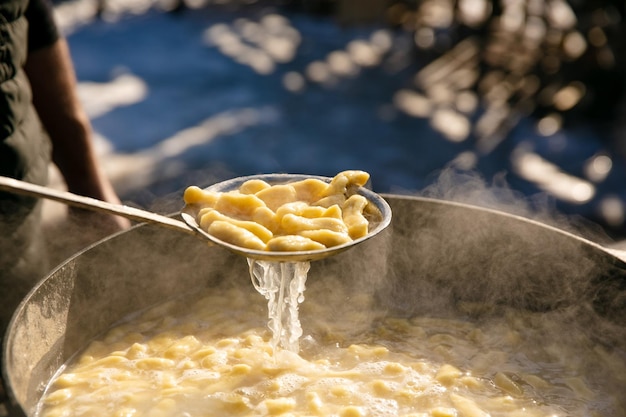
[3,195,626,416]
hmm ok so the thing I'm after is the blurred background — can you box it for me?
[46,0,626,247]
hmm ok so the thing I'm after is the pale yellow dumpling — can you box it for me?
[267,235,326,251]
[183,186,219,206]
[312,194,346,209]
[256,184,298,211]
[208,221,266,250]
[323,170,370,197]
[290,178,330,202]
[342,195,369,239]
[275,201,313,218]
[239,179,271,194]
[200,209,273,243]
[281,213,349,235]
[183,171,376,252]
[214,192,267,219]
[300,229,352,247]
[253,207,281,234]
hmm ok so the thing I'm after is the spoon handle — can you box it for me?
[0,176,194,234]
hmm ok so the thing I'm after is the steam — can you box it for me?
[419,167,610,243]
[294,167,625,413]
[371,167,626,339]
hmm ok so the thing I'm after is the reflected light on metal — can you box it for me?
[393,89,432,118]
[78,73,148,119]
[431,108,470,142]
[370,29,393,52]
[450,150,478,170]
[597,47,616,68]
[537,114,562,136]
[417,38,479,85]
[475,104,509,140]
[599,196,625,227]
[237,19,260,38]
[584,154,613,183]
[500,7,525,32]
[261,36,298,63]
[414,28,435,49]
[305,61,332,84]
[347,40,382,67]
[455,91,478,114]
[512,145,596,204]
[419,0,454,28]
[203,15,301,75]
[386,3,412,27]
[457,0,490,27]
[302,31,399,88]
[184,0,210,9]
[103,107,275,193]
[562,31,587,59]
[428,84,455,105]
[327,51,359,77]
[449,68,479,90]
[245,49,275,75]
[553,82,585,111]
[525,16,547,43]
[547,0,577,29]
[282,71,306,93]
[588,27,608,47]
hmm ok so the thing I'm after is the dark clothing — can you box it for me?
[25,0,59,52]
[0,0,59,336]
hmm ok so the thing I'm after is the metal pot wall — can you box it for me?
[3,195,626,416]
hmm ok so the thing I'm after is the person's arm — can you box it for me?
[24,38,131,232]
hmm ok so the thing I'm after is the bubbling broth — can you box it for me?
[37,280,625,417]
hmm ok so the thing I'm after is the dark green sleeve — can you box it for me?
[25,0,59,52]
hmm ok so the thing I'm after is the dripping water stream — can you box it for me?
[248,259,310,353]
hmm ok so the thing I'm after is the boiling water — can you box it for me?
[247,260,309,353]
[35,283,626,417]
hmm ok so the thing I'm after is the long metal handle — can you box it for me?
[0,176,195,235]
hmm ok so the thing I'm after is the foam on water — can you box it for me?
[180,369,220,382]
